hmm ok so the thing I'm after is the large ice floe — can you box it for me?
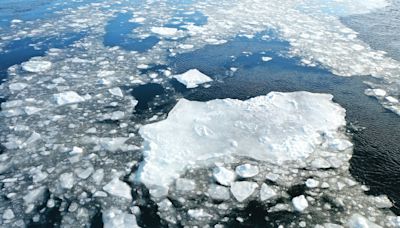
[0,0,400,227]
[137,92,398,227]
[138,92,347,190]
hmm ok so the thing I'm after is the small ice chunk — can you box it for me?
[347,214,381,228]
[213,166,236,186]
[385,96,399,103]
[21,59,52,72]
[292,195,308,212]
[175,178,196,192]
[53,91,85,105]
[24,106,42,115]
[75,166,94,179]
[70,146,84,155]
[311,158,331,169]
[260,183,277,201]
[109,87,124,97]
[235,164,259,178]
[366,88,387,97]
[2,209,15,220]
[188,209,213,220]
[151,27,178,36]
[59,173,75,189]
[230,181,258,202]
[23,186,47,204]
[371,195,392,209]
[103,178,132,200]
[261,56,272,62]
[103,209,139,228]
[9,82,28,91]
[172,69,213,88]
[305,179,319,188]
[207,185,230,201]
[265,173,279,182]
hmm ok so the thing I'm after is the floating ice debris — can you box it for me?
[188,209,213,220]
[103,209,140,228]
[138,92,347,191]
[53,91,85,106]
[2,209,15,220]
[235,164,259,178]
[365,88,387,97]
[59,172,75,189]
[9,83,28,92]
[21,59,52,72]
[230,181,258,202]
[103,178,132,200]
[23,186,47,205]
[305,179,320,188]
[207,185,231,201]
[109,87,124,97]
[292,195,309,212]
[175,178,196,192]
[371,195,393,209]
[262,56,272,62]
[347,214,381,228]
[172,69,213,88]
[212,166,236,186]
[151,27,178,36]
[260,183,277,201]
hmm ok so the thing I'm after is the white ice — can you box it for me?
[103,209,140,228]
[172,69,213,88]
[138,92,347,192]
[103,178,132,200]
[230,181,258,202]
[53,91,85,106]
[21,59,52,73]
[292,195,309,212]
[151,27,178,36]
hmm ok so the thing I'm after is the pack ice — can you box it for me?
[138,91,347,192]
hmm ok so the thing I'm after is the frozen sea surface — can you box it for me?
[0,0,400,227]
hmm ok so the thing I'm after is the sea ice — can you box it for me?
[230,181,258,202]
[103,178,132,200]
[103,209,140,228]
[172,69,213,88]
[53,91,85,106]
[347,214,381,228]
[260,183,277,201]
[21,59,52,72]
[292,195,309,212]
[212,166,236,186]
[151,27,178,36]
[235,164,259,178]
[138,92,347,192]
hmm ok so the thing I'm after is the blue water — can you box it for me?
[103,12,160,52]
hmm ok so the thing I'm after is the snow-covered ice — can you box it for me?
[21,59,52,72]
[172,69,213,88]
[138,91,347,191]
[103,178,132,200]
[292,195,309,212]
[53,91,85,105]
[151,27,178,36]
[103,209,140,228]
[230,181,258,202]
[212,166,236,186]
[260,183,277,201]
[235,164,259,178]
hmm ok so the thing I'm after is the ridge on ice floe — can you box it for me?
[137,91,348,192]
